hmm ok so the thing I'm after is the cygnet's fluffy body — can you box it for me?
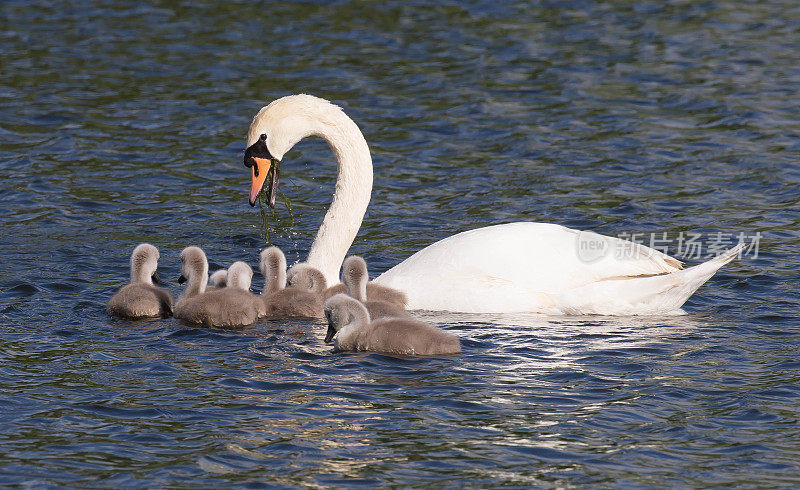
[288,260,406,312]
[324,282,406,308]
[107,243,173,319]
[174,249,263,327]
[261,248,323,318]
[341,256,408,319]
[207,269,227,290]
[323,258,407,308]
[286,263,328,294]
[324,294,460,356]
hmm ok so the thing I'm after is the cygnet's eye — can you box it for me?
[259,133,266,141]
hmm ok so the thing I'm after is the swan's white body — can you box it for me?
[375,222,742,314]
[247,95,742,315]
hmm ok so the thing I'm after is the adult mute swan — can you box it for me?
[243,94,743,315]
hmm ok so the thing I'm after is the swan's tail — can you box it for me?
[559,243,745,315]
[672,242,745,289]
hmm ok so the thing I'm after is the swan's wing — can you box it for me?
[556,243,744,315]
[375,223,685,312]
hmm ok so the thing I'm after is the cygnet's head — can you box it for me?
[287,263,328,293]
[323,293,370,343]
[208,269,227,288]
[341,256,369,301]
[260,246,287,292]
[130,243,160,285]
[178,246,208,285]
[227,262,254,291]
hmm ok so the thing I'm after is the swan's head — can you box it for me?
[130,243,160,285]
[323,293,370,343]
[208,269,227,288]
[243,133,277,207]
[227,262,254,291]
[178,246,208,286]
[287,263,328,293]
[341,255,369,301]
[244,94,349,207]
[260,246,287,292]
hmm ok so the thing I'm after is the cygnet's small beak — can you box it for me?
[248,157,271,207]
[151,271,161,285]
[178,275,187,285]
[324,324,336,344]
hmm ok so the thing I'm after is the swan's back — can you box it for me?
[107,283,173,319]
[263,289,323,318]
[174,288,261,327]
[374,222,688,313]
[324,281,407,308]
[362,301,407,320]
[364,283,407,308]
[341,317,460,356]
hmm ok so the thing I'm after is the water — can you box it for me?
[1,0,799,485]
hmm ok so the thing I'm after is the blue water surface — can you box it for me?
[1,0,799,486]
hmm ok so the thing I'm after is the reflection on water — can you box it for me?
[1,0,799,486]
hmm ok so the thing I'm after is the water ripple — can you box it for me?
[0,0,798,486]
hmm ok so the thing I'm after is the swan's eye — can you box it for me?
[244,133,274,169]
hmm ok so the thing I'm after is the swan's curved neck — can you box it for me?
[131,267,152,285]
[303,111,373,285]
[343,270,368,302]
[340,303,370,337]
[261,262,286,293]
[185,268,207,298]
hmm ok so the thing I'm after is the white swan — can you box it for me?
[244,94,743,314]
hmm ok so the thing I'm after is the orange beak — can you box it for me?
[249,157,271,206]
